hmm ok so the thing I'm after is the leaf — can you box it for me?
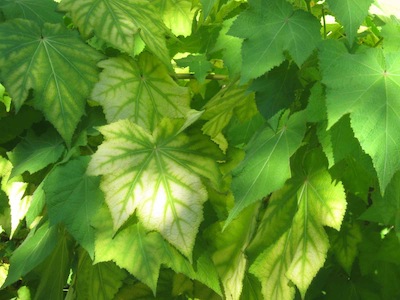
[0,0,64,25]
[43,157,104,258]
[0,19,103,144]
[320,40,400,192]
[325,0,374,46]
[229,0,321,82]
[175,53,212,83]
[212,17,242,76]
[205,204,258,300]
[75,249,126,300]
[225,110,307,227]
[7,129,65,178]
[58,0,171,66]
[250,149,347,299]
[156,0,195,37]
[200,0,217,19]
[88,119,222,257]
[251,61,301,120]
[2,222,59,288]
[201,82,257,151]
[329,222,362,274]
[92,206,165,294]
[32,232,74,300]
[92,53,191,131]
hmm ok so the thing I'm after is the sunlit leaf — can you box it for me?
[88,119,221,257]
[58,0,171,66]
[92,53,191,131]
[156,0,195,37]
[320,40,400,192]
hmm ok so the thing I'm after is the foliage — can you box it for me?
[0,0,400,299]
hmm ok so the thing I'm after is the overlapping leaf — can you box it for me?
[326,0,374,45]
[92,53,191,131]
[225,111,307,227]
[75,250,126,300]
[201,82,257,151]
[58,0,171,66]
[250,150,347,299]
[228,0,321,82]
[88,119,221,257]
[320,40,400,192]
[7,129,65,178]
[43,157,104,258]
[0,19,103,144]
[205,204,258,300]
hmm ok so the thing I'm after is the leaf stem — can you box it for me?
[173,73,228,80]
[322,7,327,39]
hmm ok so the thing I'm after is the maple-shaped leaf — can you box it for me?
[88,119,222,257]
[7,129,65,179]
[74,249,126,300]
[250,149,347,299]
[320,40,400,192]
[228,0,321,82]
[43,157,104,258]
[92,53,191,131]
[201,82,257,152]
[225,111,307,227]
[155,0,195,37]
[326,0,374,46]
[58,0,171,66]
[0,0,63,25]
[92,206,165,294]
[0,19,103,144]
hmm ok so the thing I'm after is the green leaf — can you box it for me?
[212,17,242,76]
[0,0,64,25]
[0,19,103,144]
[92,53,191,131]
[329,222,362,274]
[250,61,301,120]
[205,204,258,300]
[32,232,74,300]
[92,206,165,294]
[325,0,374,46]
[225,111,307,227]
[75,249,126,300]
[229,0,321,82]
[201,82,257,151]
[250,149,347,299]
[176,54,212,83]
[43,157,104,258]
[200,0,217,19]
[320,40,400,192]
[7,129,65,178]
[2,222,59,288]
[58,0,171,66]
[88,119,222,257]
[156,0,195,37]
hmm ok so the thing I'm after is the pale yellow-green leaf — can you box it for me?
[156,0,195,37]
[92,53,191,131]
[250,150,346,299]
[88,119,221,257]
[58,0,171,66]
